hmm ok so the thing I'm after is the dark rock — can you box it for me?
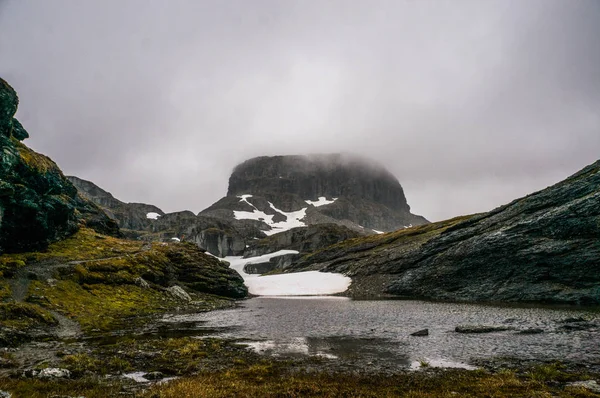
[410,329,429,336]
[0,78,18,137]
[67,175,164,231]
[517,328,544,335]
[455,325,512,334]
[288,159,600,304]
[144,371,165,380]
[559,322,597,331]
[244,224,362,258]
[0,78,120,254]
[10,118,28,141]
[560,317,587,323]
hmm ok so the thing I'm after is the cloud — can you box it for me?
[1,0,599,221]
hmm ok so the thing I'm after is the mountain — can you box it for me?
[68,154,428,258]
[0,78,119,253]
[0,78,247,351]
[67,176,165,234]
[286,160,600,304]
[214,154,428,232]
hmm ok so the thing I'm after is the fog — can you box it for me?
[1,0,599,220]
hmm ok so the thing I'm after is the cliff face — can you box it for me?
[214,154,428,233]
[228,154,411,213]
[0,78,119,253]
[67,176,165,232]
[290,160,600,304]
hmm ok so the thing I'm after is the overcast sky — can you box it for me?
[1,0,599,221]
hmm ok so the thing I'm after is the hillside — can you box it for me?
[287,160,600,304]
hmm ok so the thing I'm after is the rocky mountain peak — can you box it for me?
[227,154,410,213]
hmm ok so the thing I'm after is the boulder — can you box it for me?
[167,285,192,302]
[410,329,429,336]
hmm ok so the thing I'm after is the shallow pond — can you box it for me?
[162,297,600,372]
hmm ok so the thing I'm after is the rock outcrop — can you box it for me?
[0,78,119,254]
[68,154,427,258]
[224,154,428,231]
[288,159,600,304]
[67,176,165,232]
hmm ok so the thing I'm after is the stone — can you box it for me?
[517,328,544,335]
[10,118,28,141]
[25,367,72,379]
[410,329,429,336]
[0,78,18,137]
[0,390,11,398]
[167,285,192,302]
[134,277,150,289]
[144,371,165,380]
[567,380,600,394]
[455,325,512,334]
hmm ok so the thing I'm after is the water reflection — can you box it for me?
[162,297,600,370]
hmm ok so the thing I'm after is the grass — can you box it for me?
[0,301,58,328]
[142,364,600,398]
[15,140,58,174]
[30,279,177,332]
[299,215,475,266]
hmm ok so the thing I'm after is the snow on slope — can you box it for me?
[233,195,307,236]
[305,196,337,207]
[224,251,351,296]
[146,212,161,220]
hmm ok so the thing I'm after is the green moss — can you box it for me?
[0,280,11,301]
[301,215,475,262]
[15,140,59,174]
[0,302,58,329]
[31,279,176,332]
[0,378,122,398]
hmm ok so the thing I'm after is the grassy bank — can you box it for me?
[1,362,598,397]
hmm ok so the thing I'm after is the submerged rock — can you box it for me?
[455,325,512,334]
[517,328,544,335]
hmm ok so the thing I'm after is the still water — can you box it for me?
[162,297,600,371]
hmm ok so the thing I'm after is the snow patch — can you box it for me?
[305,196,338,207]
[223,251,351,296]
[146,212,161,220]
[233,195,307,236]
[171,237,181,242]
[372,229,384,234]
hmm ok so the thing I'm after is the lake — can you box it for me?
[162,297,600,372]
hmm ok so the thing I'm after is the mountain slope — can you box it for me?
[0,78,119,253]
[218,154,428,232]
[67,176,165,233]
[289,160,600,304]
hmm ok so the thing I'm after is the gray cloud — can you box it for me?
[1,0,599,221]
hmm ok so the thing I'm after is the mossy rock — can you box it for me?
[0,78,119,254]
